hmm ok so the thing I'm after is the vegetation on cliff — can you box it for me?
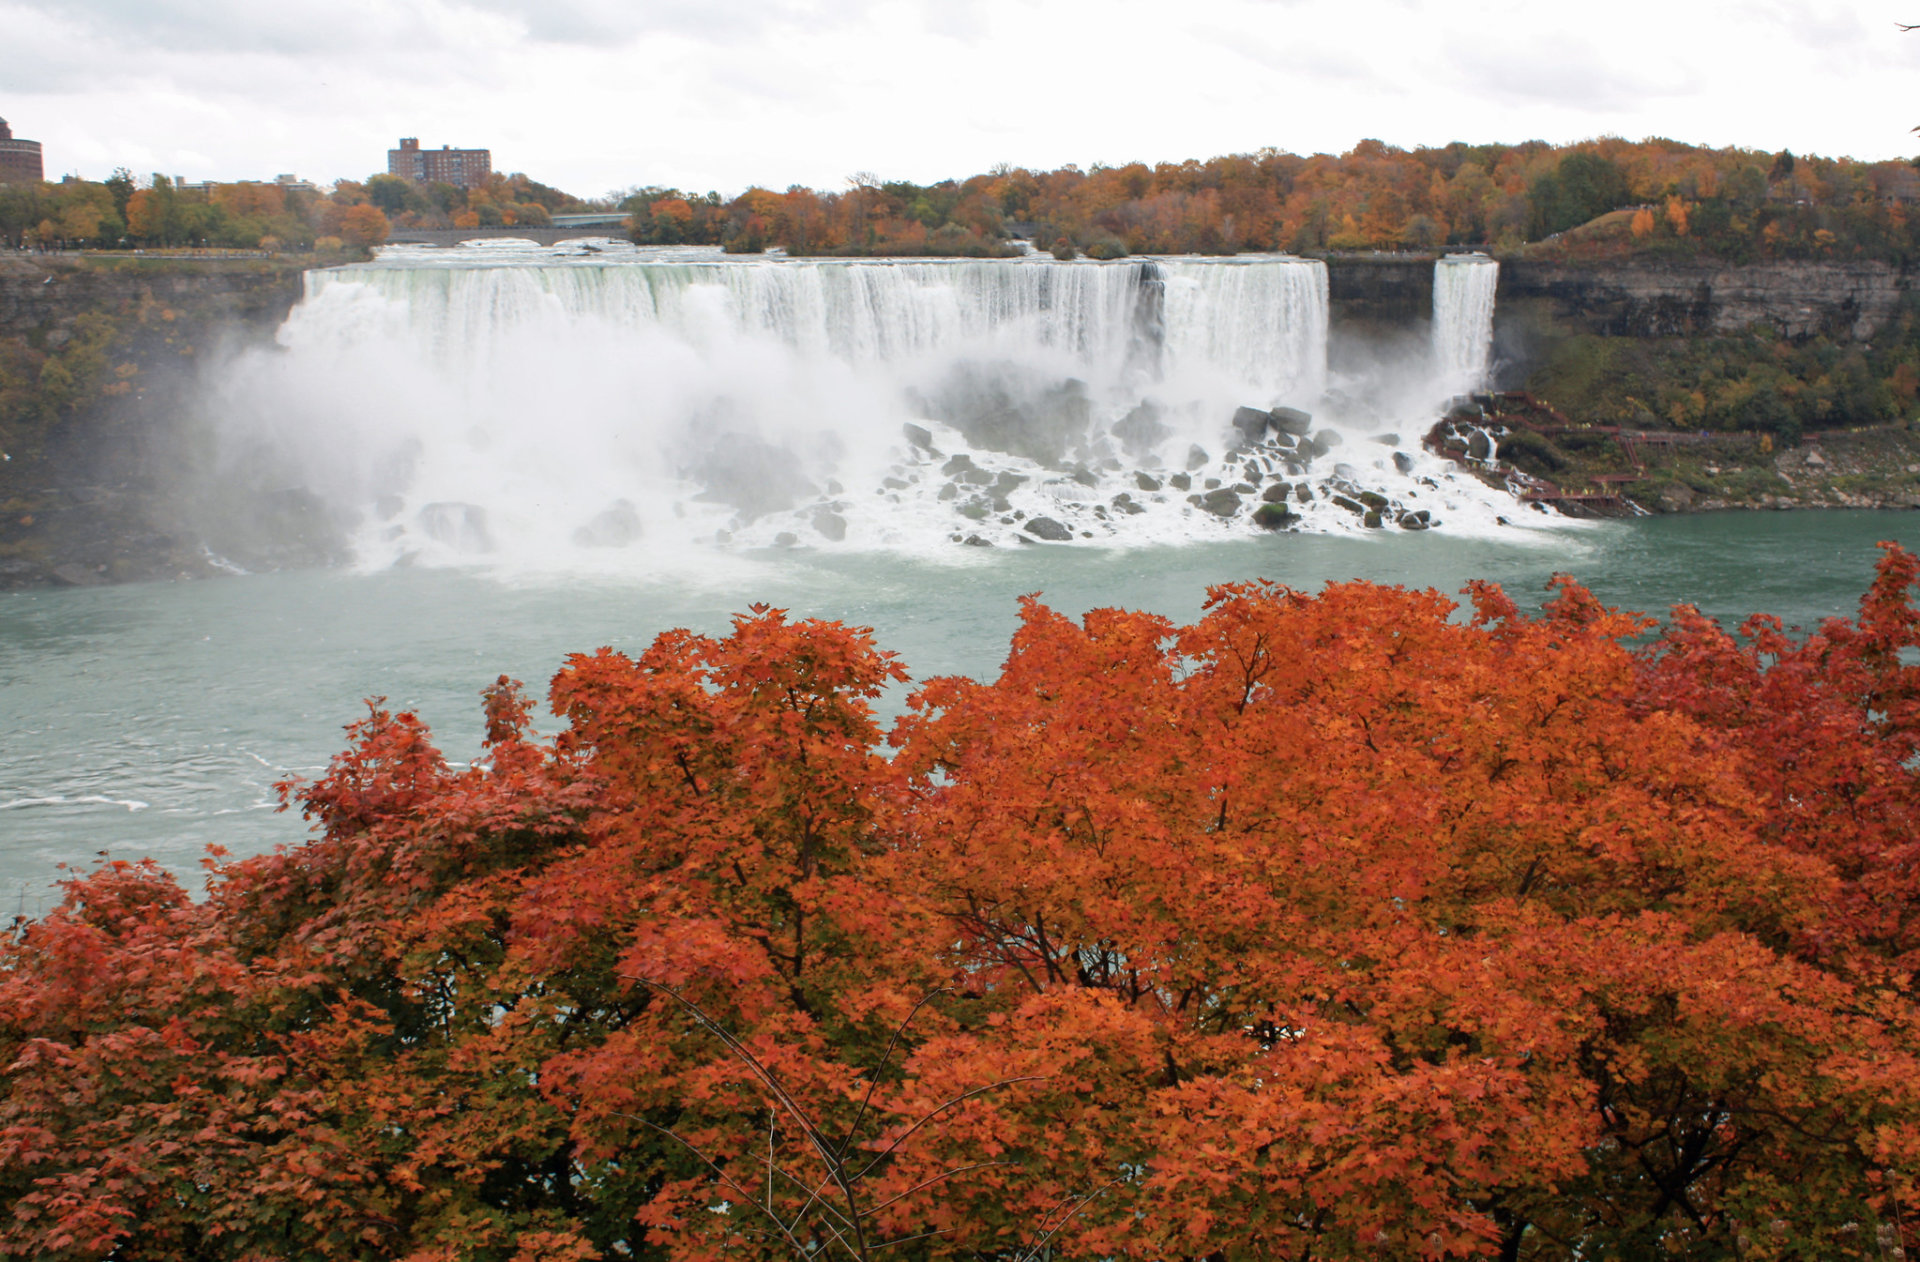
[6,561,1920,1259]
[1525,312,1920,442]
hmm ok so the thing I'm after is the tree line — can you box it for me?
[624,139,1920,261]
[0,169,602,252]
[10,136,1919,261]
[5,551,1920,1259]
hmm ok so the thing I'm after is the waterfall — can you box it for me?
[1430,254,1499,399]
[214,242,1543,566]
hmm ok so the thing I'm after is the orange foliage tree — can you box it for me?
[5,555,1920,1259]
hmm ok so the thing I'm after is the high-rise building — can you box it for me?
[0,118,44,186]
[387,137,492,190]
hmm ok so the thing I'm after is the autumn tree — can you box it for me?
[4,562,1920,1260]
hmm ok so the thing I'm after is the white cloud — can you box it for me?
[0,0,1915,194]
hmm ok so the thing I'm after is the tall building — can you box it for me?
[387,137,492,190]
[0,118,44,186]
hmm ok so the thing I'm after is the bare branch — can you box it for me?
[840,987,952,1160]
[852,1077,1048,1182]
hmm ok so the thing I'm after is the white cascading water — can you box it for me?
[213,239,1547,572]
[1431,254,1500,400]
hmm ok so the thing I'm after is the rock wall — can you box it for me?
[0,255,314,588]
[1496,259,1911,341]
[1316,254,1914,346]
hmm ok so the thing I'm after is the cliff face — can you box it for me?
[1497,259,1911,341]
[1319,254,1914,344]
[0,255,313,588]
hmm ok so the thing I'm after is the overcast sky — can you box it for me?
[2,0,1917,197]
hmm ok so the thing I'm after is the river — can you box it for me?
[2,509,1911,914]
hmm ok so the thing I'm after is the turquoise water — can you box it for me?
[2,511,1912,913]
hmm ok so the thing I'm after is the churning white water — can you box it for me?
[1431,254,1500,400]
[215,240,1546,572]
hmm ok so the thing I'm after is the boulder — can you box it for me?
[1231,406,1272,442]
[1295,484,1312,503]
[572,500,643,548]
[941,453,976,476]
[1357,491,1389,510]
[902,422,936,451]
[1331,494,1366,515]
[1393,451,1415,475]
[963,534,992,546]
[1169,472,1192,491]
[1371,433,1401,447]
[1269,406,1313,436]
[1186,444,1210,471]
[1199,488,1243,517]
[774,531,799,547]
[1261,482,1292,503]
[812,508,848,542]
[1113,400,1171,457]
[1363,510,1384,528]
[1136,471,1162,492]
[693,439,818,515]
[1252,503,1297,530]
[1071,467,1100,488]
[1023,516,1073,541]
[418,502,493,553]
[1306,431,1342,457]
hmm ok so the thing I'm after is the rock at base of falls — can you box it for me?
[1136,472,1162,492]
[1232,406,1273,442]
[1186,444,1210,471]
[1199,488,1243,517]
[923,363,1092,466]
[1270,406,1313,437]
[418,502,493,553]
[572,500,642,548]
[1023,516,1073,541]
[1113,401,1171,458]
[1169,472,1192,491]
[1261,482,1292,503]
[812,508,848,542]
[941,453,975,476]
[1305,431,1342,457]
[1393,451,1415,474]
[902,422,936,452]
[1253,503,1298,530]
[693,439,818,516]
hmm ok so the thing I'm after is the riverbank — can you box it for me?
[1441,394,1920,515]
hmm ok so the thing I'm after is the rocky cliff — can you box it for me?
[1496,258,1910,341]
[0,255,313,588]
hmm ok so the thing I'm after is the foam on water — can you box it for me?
[215,243,1560,573]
